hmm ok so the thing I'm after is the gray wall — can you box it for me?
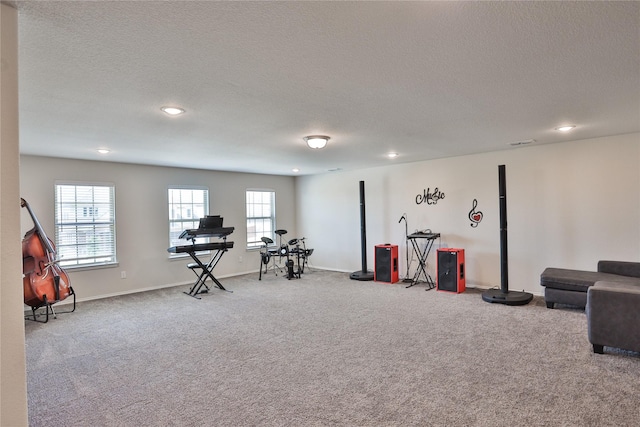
[20,156,296,302]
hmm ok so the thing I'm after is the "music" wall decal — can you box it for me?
[416,187,445,205]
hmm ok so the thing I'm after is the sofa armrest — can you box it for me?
[587,281,640,353]
[597,260,640,278]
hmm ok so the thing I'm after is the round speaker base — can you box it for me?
[481,289,533,306]
[350,270,374,281]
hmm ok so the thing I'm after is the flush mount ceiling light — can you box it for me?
[161,106,185,116]
[304,135,330,149]
[97,148,110,154]
[387,152,399,159]
[555,125,575,132]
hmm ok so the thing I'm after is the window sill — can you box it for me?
[63,262,119,272]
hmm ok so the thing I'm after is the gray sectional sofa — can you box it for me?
[541,261,640,354]
[541,261,640,309]
[587,281,640,354]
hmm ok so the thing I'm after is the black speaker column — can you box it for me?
[350,181,374,281]
[482,165,533,305]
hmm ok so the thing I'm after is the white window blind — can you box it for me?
[54,183,116,268]
[168,187,209,251]
[246,190,275,249]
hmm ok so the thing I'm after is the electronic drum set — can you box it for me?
[259,229,313,280]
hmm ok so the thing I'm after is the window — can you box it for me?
[54,183,116,268]
[168,187,209,251]
[246,189,275,249]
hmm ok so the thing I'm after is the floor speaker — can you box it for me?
[374,244,399,283]
[437,248,465,293]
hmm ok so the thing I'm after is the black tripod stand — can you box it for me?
[399,214,412,282]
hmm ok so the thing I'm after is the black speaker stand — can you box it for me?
[350,181,374,281]
[482,165,532,306]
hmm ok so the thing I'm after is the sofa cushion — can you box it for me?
[597,260,640,278]
[540,268,640,293]
[544,287,588,308]
[591,280,640,293]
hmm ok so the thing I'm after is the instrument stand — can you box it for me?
[406,232,440,290]
[258,237,283,280]
[169,220,235,297]
[259,251,281,280]
[286,243,302,280]
[25,287,76,323]
[276,245,290,273]
[270,239,291,278]
[289,237,313,274]
[258,235,313,280]
[300,254,312,273]
[187,263,210,293]
[298,239,313,274]
[286,259,300,280]
[184,239,233,299]
[299,249,313,274]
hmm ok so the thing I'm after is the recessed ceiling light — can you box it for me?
[304,135,330,149]
[161,106,185,116]
[292,168,300,173]
[97,148,110,154]
[555,125,575,132]
[387,152,399,159]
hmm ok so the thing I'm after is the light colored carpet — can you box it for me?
[25,269,639,426]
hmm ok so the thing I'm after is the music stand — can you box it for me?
[297,238,313,274]
[406,231,440,290]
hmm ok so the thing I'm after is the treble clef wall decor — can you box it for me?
[468,198,483,228]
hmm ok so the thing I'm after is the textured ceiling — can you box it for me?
[15,1,640,176]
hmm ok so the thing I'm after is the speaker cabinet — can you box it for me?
[437,248,465,293]
[374,244,399,283]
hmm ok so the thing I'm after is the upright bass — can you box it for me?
[21,198,74,319]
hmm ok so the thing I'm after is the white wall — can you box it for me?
[296,133,640,295]
[19,134,640,300]
[1,3,29,425]
[20,156,296,301]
